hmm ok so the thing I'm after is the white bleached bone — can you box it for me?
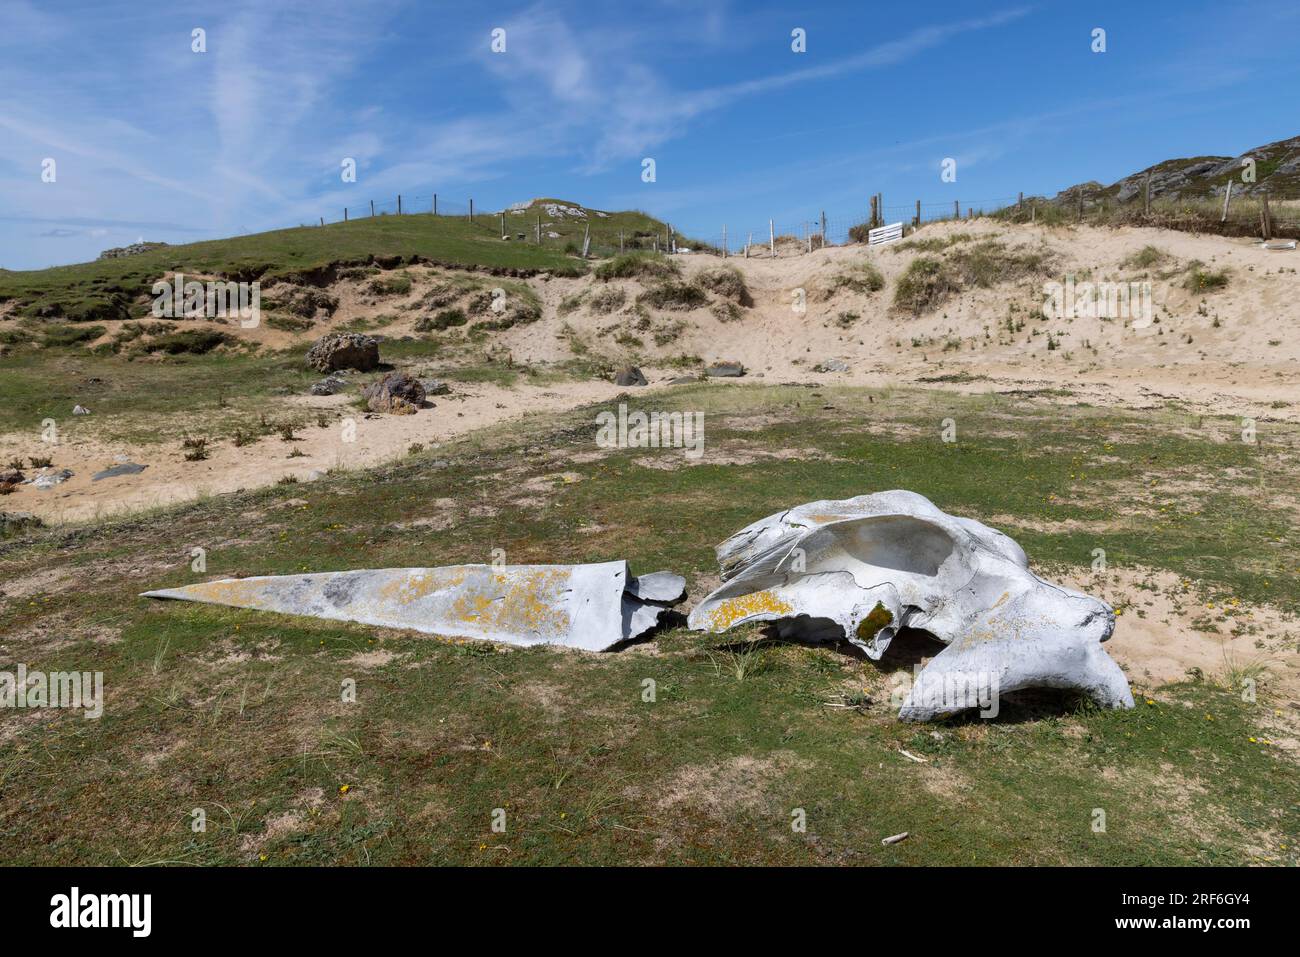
[688,491,1134,720]
[143,561,680,651]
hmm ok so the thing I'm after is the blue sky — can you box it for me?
[1,0,1297,269]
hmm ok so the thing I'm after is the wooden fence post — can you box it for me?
[536,213,541,243]
[1221,182,1233,222]
[500,211,505,239]
[746,231,752,258]
[320,217,325,227]
[1031,200,1036,224]
[769,219,775,258]
[582,223,591,258]
[370,200,375,217]
[1143,174,1151,217]
[1261,191,1273,240]
[722,224,727,258]
[953,200,959,220]
[469,199,473,222]
[344,207,348,222]
[433,194,437,215]
[820,210,826,245]
[915,199,921,228]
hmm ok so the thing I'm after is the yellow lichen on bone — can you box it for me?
[704,590,794,631]
[452,569,570,639]
[190,578,279,610]
[379,568,465,605]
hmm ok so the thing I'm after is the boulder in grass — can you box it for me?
[363,371,426,415]
[613,366,648,387]
[305,333,379,373]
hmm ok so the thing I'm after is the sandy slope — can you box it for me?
[2,219,1296,524]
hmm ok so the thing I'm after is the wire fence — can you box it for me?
[300,186,1300,262]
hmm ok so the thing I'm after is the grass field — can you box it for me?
[0,202,704,326]
[2,383,1296,865]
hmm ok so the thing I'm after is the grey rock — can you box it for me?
[419,378,451,396]
[814,359,850,373]
[310,376,348,396]
[613,366,648,387]
[32,469,73,490]
[97,241,167,261]
[93,463,148,482]
[305,333,379,373]
[363,371,426,414]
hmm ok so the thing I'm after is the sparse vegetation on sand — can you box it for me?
[694,265,751,305]
[637,279,709,311]
[1184,261,1231,293]
[1123,245,1169,270]
[593,252,681,282]
[893,240,1054,315]
[824,260,886,298]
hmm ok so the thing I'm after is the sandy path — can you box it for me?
[0,377,640,524]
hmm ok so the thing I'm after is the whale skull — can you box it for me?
[688,490,1134,720]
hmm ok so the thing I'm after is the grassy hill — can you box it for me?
[0,200,694,324]
[1055,133,1300,205]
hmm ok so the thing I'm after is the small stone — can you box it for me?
[813,359,850,373]
[72,404,91,415]
[613,366,648,387]
[32,469,74,490]
[310,376,347,396]
[419,378,451,396]
[92,463,148,482]
[705,361,745,378]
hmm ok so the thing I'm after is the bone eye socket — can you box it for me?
[818,516,956,577]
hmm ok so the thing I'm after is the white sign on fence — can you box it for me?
[868,222,904,246]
